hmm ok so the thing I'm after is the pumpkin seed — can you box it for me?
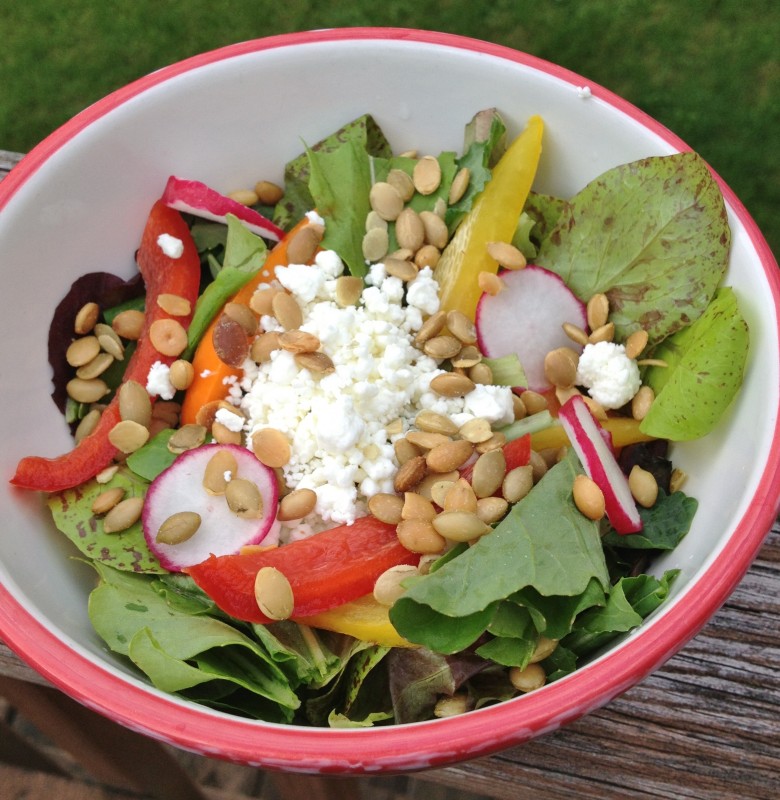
[279,330,321,354]
[502,465,534,504]
[249,286,280,316]
[423,335,462,360]
[286,223,324,264]
[254,566,294,620]
[434,694,471,718]
[368,493,405,525]
[448,167,470,204]
[413,244,441,269]
[95,323,125,360]
[432,510,491,542]
[250,331,282,363]
[628,465,658,508]
[157,294,192,317]
[509,663,546,693]
[251,427,291,468]
[95,465,119,484]
[76,352,114,380]
[419,210,448,249]
[74,408,102,444]
[369,181,404,221]
[74,302,100,335]
[365,210,389,231]
[572,474,605,520]
[476,496,509,524]
[102,497,144,534]
[544,347,580,389]
[393,455,428,493]
[335,276,364,307]
[458,417,493,444]
[468,362,493,385]
[429,479,457,508]
[426,439,474,473]
[414,410,458,436]
[589,322,615,344]
[278,488,317,521]
[625,329,649,359]
[476,431,506,454]
[406,431,451,450]
[470,448,506,498]
[169,359,195,391]
[67,377,110,404]
[562,322,590,346]
[295,351,335,374]
[586,293,609,331]
[91,487,126,515]
[112,309,145,340]
[118,380,152,427]
[477,271,506,296]
[414,310,447,346]
[395,519,446,554]
[393,438,421,466]
[384,257,418,282]
[395,207,425,252]
[442,478,478,513]
[446,310,477,345]
[156,511,202,545]
[401,492,437,521]
[108,420,150,454]
[167,423,207,454]
[386,168,415,202]
[362,227,389,262]
[202,448,239,495]
[373,564,419,607]
[66,336,101,367]
[451,345,481,369]
[412,156,441,195]
[153,400,181,426]
[224,302,258,335]
[521,391,548,415]
[226,478,264,519]
[271,292,303,330]
[486,241,527,270]
[530,636,559,664]
[254,180,284,205]
[429,372,475,398]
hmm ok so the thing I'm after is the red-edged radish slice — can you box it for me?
[475,266,587,392]
[161,176,284,242]
[142,443,280,571]
[558,396,643,534]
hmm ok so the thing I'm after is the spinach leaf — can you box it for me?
[125,429,177,481]
[390,453,610,652]
[602,489,698,550]
[537,152,730,345]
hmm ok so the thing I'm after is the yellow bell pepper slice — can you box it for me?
[296,594,415,648]
[433,114,544,320]
[531,416,655,451]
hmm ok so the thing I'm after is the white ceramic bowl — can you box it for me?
[1,29,778,773]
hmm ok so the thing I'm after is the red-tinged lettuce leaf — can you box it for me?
[47,466,162,573]
[640,287,749,440]
[536,152,730,345]
[387,647,488,724]
[49,271,144,414]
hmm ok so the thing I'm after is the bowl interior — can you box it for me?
[1,29,778,771]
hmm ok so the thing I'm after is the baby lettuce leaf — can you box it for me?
[88,563,300,717]
[536,152,730,345]
[308,138,373,277]
[640,287,749,440]
[390,453,610,653]
[47,467,162,573]
[274,113,393,232]
[125,429,178,481]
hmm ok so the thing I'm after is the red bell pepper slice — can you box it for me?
[11,201,201,492]
[186,516,419,624]
[458,433,531,485]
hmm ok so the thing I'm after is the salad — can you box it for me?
[11,109,748,727]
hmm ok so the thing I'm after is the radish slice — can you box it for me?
[475,266,587,392]
[142,443,280,571]
[161,176,284,242]
[558,396,643,534]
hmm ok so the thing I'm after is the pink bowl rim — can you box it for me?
[1,27,779,773]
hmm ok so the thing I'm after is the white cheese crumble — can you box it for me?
[576,341,641,409]
[239,251,514,530]
[577,86,592,99]
[156,233,184,259]
[214,407,245,433]
[146,361,176,400]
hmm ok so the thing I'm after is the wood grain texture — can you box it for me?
[1,152,778,799]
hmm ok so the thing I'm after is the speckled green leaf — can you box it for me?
[537,152,730,345]
[640,287,749,440]
[47,466,163,573]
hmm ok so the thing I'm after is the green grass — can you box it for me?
[1,0,777,253]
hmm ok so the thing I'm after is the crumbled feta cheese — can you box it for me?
[200,369,212,378]
[214,407,245,433]
[146,361,176,400]
[240,257,514,530]
[156,233,184,259]
[577,86,592,99]
[306,210,326,227]
[576,341,641,409]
